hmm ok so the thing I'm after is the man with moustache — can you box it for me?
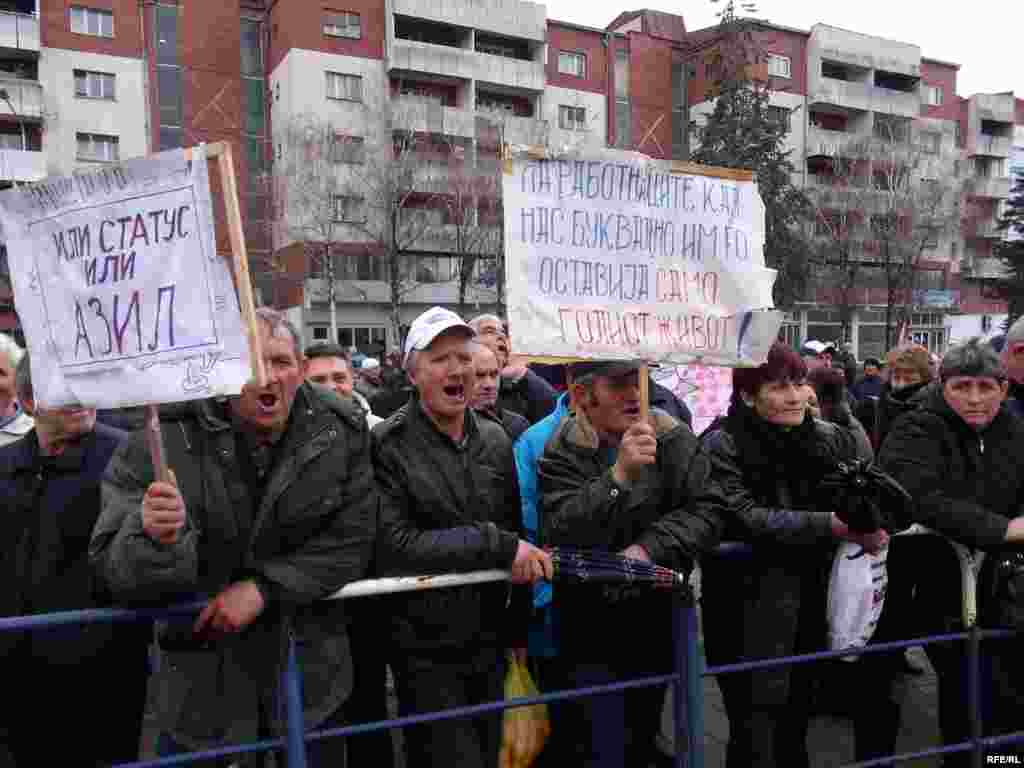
[373,306,551,768]
[0,353,149,766]
[92,307,376,767]
[539,359,719,768]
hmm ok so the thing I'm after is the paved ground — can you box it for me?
[140,648,942,767]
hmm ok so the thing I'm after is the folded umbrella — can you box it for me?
[548,547,688,590]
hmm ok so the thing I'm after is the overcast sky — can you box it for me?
[547,0,1024,100]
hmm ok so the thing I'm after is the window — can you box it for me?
[74,70,115,100]
[326,72,362,102]
[77,133,119,162]
[767,54,791,79]
[324,11,361,39]
[339,326,387,353]
[558,105,586,131]
[614,48,629,100]
[334,195,365,222]
[923,84,943,106]
[767,105,790,133]
[920,132,941,154]
[558,51,586,77]
[331,135,365,164]
[311,326,329,341]
[70,6,114,38]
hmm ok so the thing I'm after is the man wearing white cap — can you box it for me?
[372,306,552,768]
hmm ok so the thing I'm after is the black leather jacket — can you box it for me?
[372,396,526,652]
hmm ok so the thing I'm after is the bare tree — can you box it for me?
[806,117,963,347]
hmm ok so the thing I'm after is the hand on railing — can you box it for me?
[511,540,553,585]
[194,581,266,639]
[141,471,185,545]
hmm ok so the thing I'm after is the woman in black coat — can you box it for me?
[697,343,890,768]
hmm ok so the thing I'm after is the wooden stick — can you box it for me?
[215,142,266,387]
[144,404,172,484]
[638,362,650,422]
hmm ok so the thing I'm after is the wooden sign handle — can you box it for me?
[639,363,650,422]
[145,404,172,484]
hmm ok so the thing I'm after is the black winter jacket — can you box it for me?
[873,380,933,450]
[696,405,858,704]
[0,424,149,765]
[499,369,558,425]
[878,386,1020,552]
[539,408,718,658]
[373,396,527,653]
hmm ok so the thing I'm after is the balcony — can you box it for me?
[0,76,42,119]
[807,125,855,158]
[0,146,43,182]
[0,11,38,54]
[966,176,1011,199]
[476,109,547,145]
[809,78,872,112]
[388,39,544,91]
[968,133,1012,158]
[391,96,476,138]
[869,86,919,118]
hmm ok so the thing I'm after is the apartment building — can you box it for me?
[0,2,1020,356]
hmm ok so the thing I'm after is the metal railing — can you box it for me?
[1,536,1020,768]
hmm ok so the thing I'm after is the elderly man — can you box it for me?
[305,342,383,428]
[373,306,551,768]
[540,360,719,768]
[471,341,528,441]
[468,314,557,425]
[799,340,831,372]
[91,308,376,767]
[881,339,1024,766]
[0,353,149,766]
[0,333,32,446]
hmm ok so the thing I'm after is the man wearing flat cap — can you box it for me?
[538,359,721,768]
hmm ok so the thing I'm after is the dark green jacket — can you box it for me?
[90,384,376,748]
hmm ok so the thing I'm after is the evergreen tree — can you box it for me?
[691,0,812,308]
[996,173,1024,324]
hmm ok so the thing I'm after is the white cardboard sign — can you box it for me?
[503,157,782,366]
[0,145,251,409]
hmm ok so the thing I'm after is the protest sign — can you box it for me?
[0,143,259,410]
[503,155,782,366]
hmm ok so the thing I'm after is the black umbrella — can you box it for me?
[548,547,688,590]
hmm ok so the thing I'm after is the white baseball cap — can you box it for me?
[403,306,475,368]
[361,357,380,370]
[800,340,828,356]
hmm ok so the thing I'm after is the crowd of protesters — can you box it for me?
[0,308,1023,768]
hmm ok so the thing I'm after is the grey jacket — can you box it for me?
[90,384,376,749]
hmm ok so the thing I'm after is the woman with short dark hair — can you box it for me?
[697,343,890,768]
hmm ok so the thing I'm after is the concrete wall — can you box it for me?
[392,0,546,42]
[808,23,921,78]
[542,84,606,150]
[39,47,148,175]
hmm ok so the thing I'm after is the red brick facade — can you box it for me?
[546,23,607,95]
[42,0,142,57]
[268,0,385,73]
[920,60,960,121]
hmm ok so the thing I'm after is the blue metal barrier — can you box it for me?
[1,539,1020,768]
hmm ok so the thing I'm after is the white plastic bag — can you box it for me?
[827,541,888,659]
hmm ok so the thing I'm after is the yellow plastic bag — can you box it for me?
[498,653,551,768]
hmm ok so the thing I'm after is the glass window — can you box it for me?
[614,49,629,100]
[245,78,265,136]
[240,19,263,77]
[159,127,182,150]
[331,135,366,164]
[767,54,791,78]
[326,72,362,102]
[156,5,178,67]
[312,326,329,341]
[77,133,119,162]
[558,105,586,131]
[558,51,585,77]
[74,70,115,100]
[334,195,365,222]
[339,328,354,347]
[924,84,943,106]
[324,11,361,39]
[71,6,114,38]
[247,137,265,178]
[157,67,182,126]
